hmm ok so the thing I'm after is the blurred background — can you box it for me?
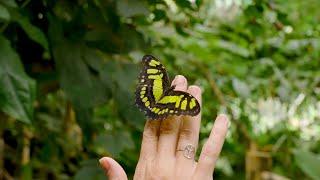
[0,0,319,179]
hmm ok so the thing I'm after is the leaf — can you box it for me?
[293,149,320,180]
[175,0,192,9]
[100,61,145,130]
[0,35,36,123]
[117,0,149,18]
[232,78,251,98]
[49,17,113,141]
[52,41,109,109]
[115,86,145,130]
[10,9,49,50]
[74,107,95,143]
[153,9,167,21]
[74,160,105,180]
[216,40,251,58]
[0,0,18,8]
[244,5,263,19]
[0,4,10,21]
[94,131,134,158]
[85,24,147,54]
[49,16,109,109]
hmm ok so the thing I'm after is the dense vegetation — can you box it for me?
[1,0,319,179]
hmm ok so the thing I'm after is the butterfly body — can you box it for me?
[135,55,200,120]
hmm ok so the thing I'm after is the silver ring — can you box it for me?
[177,144,195,159]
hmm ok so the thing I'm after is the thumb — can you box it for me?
[99,157,128,180]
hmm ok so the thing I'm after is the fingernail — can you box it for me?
[188,85,202,94]
[99,157,105,164]
[99,157,109,168]
[217,114,229,127]
[174,75,186,85]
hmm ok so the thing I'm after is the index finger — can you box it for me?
[134,116,161,180]
[139,120,161,160]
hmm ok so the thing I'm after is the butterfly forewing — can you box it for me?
[135,55,169,116]
[135,55,201,120]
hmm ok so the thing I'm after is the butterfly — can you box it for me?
[135,55,201,120]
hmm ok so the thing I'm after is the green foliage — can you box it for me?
[294,150,320,180]
[0,35,35,123]
[74,160,105,180]
[0,0,320,179]
[0,4,10,21]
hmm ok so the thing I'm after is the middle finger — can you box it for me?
[157,75,188,158]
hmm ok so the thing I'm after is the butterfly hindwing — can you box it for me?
[157,90,200,116]
[135,55,201,120]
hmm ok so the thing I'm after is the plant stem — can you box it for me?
[21,126,33,179]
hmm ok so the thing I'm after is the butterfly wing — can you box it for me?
[135,55,201,120]
[155,90,201,118]
[135,55,170,118]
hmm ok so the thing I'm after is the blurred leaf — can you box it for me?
[115,86,145,130]
[215,157,234,177]
[10,9,49,50]
[49,16,112,140]
[85,24,147,53]
[293,149,320,180]
[175,0,192,9]
[0,0,18,8]
[216,40,251,58]
[0,35,36,123]
[117,0,149,18]
[53,1,76,22]
[94,131,134,158]
[0,4,10,21]
[244,4,263,19]
[195,0,202,7]
[74,107,95,142]
[232,78,251,98]
[21,163,32,180]
[100,61,145,129]
[74,160,105,180]
[153,9,167,21]
[51,40,109,109]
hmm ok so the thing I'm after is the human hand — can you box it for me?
[100,75,229,180]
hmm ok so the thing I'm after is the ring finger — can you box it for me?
[175,86,202,173]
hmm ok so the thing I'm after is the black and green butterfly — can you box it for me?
[135,55,201,120]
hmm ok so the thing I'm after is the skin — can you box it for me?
[99,75,229,180]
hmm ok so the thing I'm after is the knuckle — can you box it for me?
[159,122,176,134]
[202,143,218,159]
[201,156,215,168]
[142,130,158,141]
[179,128,194,140]
[145,121,159,132]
